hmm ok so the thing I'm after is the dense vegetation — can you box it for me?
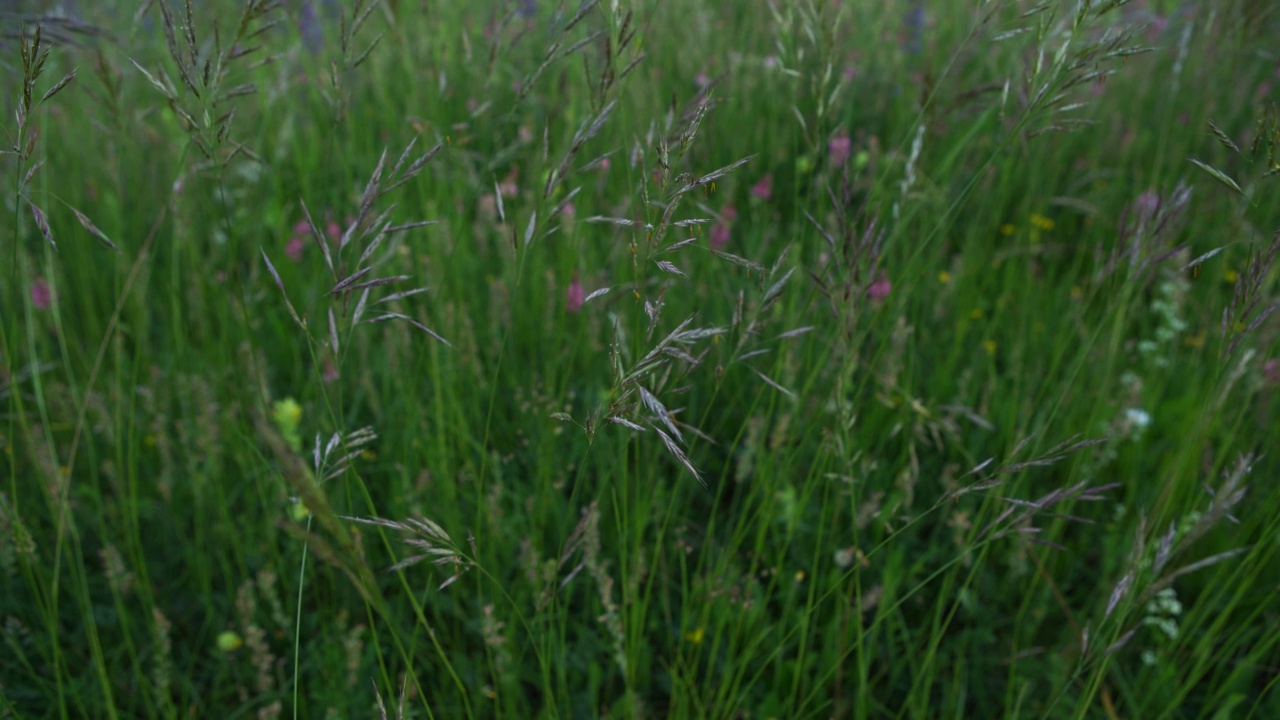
[2,0,1278,717]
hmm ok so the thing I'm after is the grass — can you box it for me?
[2,0,1279,717]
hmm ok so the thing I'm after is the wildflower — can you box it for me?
[286,219,310,261]
[970,308,983,320]
[1131,190,1161,224]
[325,214,342,243]
[298,1,322,54]
[30,278,52,310]
[829,131,852,166]
[271,398,303,453]
[1030,213,1055,231]
[794,570,805,583]
[1122,408,1151,436]
[1263,358,1280,384]
[763,55,778,70]
[285,237,305,262]
[217,631,243,652]
[566,271,585,314]
[982,339,997,356]
[710,205,736,250]
[498,180,518,198]
[711,222,731,250]
[937,270,950,284]
[833,547,857,569]
[695,70,710,88]
[999,223,1016,236]
[322,357,340,384]
[685,627,705,644]
[558,202,576,220]
[867,276,892,301]
[1224,269,1238,284]
[751,174,773,201]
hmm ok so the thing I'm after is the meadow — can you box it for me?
[2,0,1279,717]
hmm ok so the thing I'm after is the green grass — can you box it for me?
[2,0,1279,717]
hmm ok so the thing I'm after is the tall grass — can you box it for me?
[2,0,1279,717]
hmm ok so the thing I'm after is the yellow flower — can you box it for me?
[970,308,984,320]
[794,570,806,583]
[289,500,311,522]
[1070,286,1084,300]
[1000,223,1016,236]
[1030,213,1055,231]
[983,340,997,356]
[1224,269,1239,284]
[685,627,705,644]
[1184,332,1206,348]
[938,270,951,284]
[217,631,243,652]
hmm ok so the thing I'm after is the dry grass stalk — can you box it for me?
[342,514,475,591]
[255,416,381,607]
[10,24,116,254]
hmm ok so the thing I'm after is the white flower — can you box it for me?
[1124,408,1151,430]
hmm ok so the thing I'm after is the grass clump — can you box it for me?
[2,0,1279,718]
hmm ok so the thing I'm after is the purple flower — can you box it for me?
[867,276,892,301]
[711,222,731,250]
[566,271,585,314]
[829,131,852,166]
[711,204,737,250]
[299,1,323,54]
[751,174,773,201]
[286,237,306,262]
[31,278,52,310]
[903,1,925,56]
[1132,190,1161,222]
[1265,358,1280,385]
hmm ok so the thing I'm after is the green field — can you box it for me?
[2,0,1279,717]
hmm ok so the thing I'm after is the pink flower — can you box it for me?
[829,131,852,166]
[867,276,892,301]
[325,214,342,243]
[498,181,518,198]
[566,270,585,314]
[751,174,773,201]
[323,357,340,384]
[30,278,52,310]
[695,71,710,88]
[711,204,737,250]
[1132,190,1161,221]
[599,157,611,171]
[286,237,306,261]
[293,220,312,236]
[711,222,731,250]
[1265,358,1280,385]
[558,202,576,219]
